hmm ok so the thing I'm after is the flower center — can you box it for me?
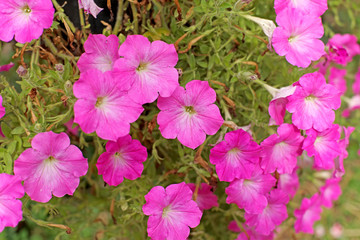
[95,96,106,108]
[288,35,299,43]
[305,94,317,102]
[22,5,32,14]
[136,62,148,72]
[45,156,56,163]
[184,106,196,115]
[162,205,172,218]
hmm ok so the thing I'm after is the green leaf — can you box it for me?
[11,126,25,135]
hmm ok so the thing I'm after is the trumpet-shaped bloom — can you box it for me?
[268,85,296,126]
[77,34,120,74]
[0,0,54,43]
[210,129,260,181]
[142,182,202,240]
[320,178,341,208]
[0,63,14,72]
[244,189,289,235]
[78,0,103,18]
[272,8,325,68]
[328,34,360,63]
[260,124,304,174]
[274,0,327,16]
[303,124,341,170]
[226,166,276,214]
[294,194,323,234]
[14,132,88,203]
[0,174,24,232]
[187,183,218,211]
[287,72,341,131]
[157,80,223,149]
[113,35,179,104]
[328,68,347,94]
[96,135,147,186]
[73,69,144,141]
[278,169,299,198]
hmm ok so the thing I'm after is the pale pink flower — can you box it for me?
[244,189,289,235]
[294,194,323,234]
[0,0,54,43]
[96,135,147,186]
[187,183,218,211]
[330,223,343,239]
[14,132,88,203]
[0,96,5,119]
[260,124,304,174]
[0,62,14,72]
[210,129,261,181]
[157,80,223,149]
[353,67,360,95]
[286,72,341,131]
[278,169,299,198]
[0,174,24,232]
[267,85,296,126]
[274,0,327,16]
[334,126,354,178]
[342,95,360,118]
[328,68,347,94]
[320,178,341,208]
[328,34,360,63]
[73,69,143,141]
[303,124,341,170]
[77,34,120,74]
[64,118,79,136]
[272,8,325,68]
[78,0,103,18]
[113,35,179,104]
[225,166,276,214]
[142,182,202,240]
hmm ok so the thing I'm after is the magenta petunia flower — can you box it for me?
[353,67,360,95]
[228,221,274,240]
[320,178,342,208]
[14,132,88,203]
[274,0,327,16]
[96,135,147,186]
[0,95,5,119]
[157,80,223,149]
[303,124,341,170]
[286,72,341,132]
[328,34,360,64]
[272,8,325,68]
[209,129,260,181]
[294,194,323,234]
[0,0,54,43]
[260,124,304,174]
[334,126,354,178]
[225,166,276,214]
[0,174,24,232]
[73,69,144,141]
[64,118,79,136]
[244,189,289,235]
[78,0,103,18]
[0,62,15,72]
[268,85,296,126]
[328,68,347,94]
[112,35,179,104]
[187,183,218,211]
[77,34,120,74]
[278,169,299,198]
[326,44,349,65]
[142,182,202,240]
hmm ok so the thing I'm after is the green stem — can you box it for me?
[130,2,138,34]
[113,0,124,35]
[79,8,87,38]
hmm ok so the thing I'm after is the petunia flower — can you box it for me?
[0,62,15,72]
[0,0,54,43]
[157,80,223,149]
[302,124,341,170]
[225,166,276,214]
[353,67,360,95]
[333,126,354,178]
[209,129,261,181]
[294,194,323,234]
[278,169,299,198]
[244,189,289,235]
[327,34,360,64]
[112,35,179,104]
[328,68,347,94]
[64,118,79,136]
[274,0,327,16]
[228,221,274,240]
[286,72,341,132]
[77,34,120,74]
[96,135,147,186]
[142,182,202,240]
[272,8,325,68]
[267,85,296,126]
[319,178,342,208]
[78,0,103,18]
[73,69,144,141]
[187,183,218,211]
[14,132,88,203]
[342,95,360,118]
[0,95,5,119]
[0,174,24,232]
[260,124,304,174]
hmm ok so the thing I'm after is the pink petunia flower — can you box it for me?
[327,34,360,64]
[96,135,147,186]
[244,189,289,235]
[0,174,24,232]
[142,182,202,240]
[274,0,327,16]
[278,169,299,198]
[0,62,15,72]
[294,194,323,234]
[267,85,296,126]
[353,67,360,95]
[187,183,219,211]
[77,34,120,74]
[209,129,261,181]
[228,221,274,240]
[326,44,349,65]
[73,69,144,141]
[319,178,342,208]
[272,8,325,68]
[333,126,354,178]
[225,166,276,214]
[64,118,79,136]
[342,95,360,118]
[0,95,5,119]
[112,35,179,104]
[14,132,88,203]
[286,72,341,132]
[157,80,223,149]
[260,124,304,174]
[328,68,347,94]
[78,0,103,18]
[0,0,54,43]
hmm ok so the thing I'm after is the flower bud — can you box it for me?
[16,65,28,77]
[64,80,72,91]
[55,64,64,73]
[34,123,42,132]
